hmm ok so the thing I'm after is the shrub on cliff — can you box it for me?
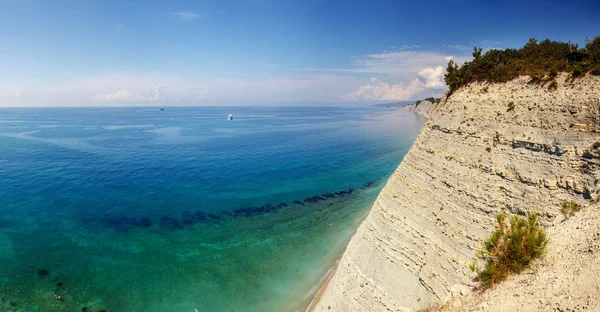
[475,213,548,288]
[586,36,600,64]
[560,201,581,219]
[445,36,600,94]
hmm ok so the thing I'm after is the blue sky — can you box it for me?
[1,0,599,106]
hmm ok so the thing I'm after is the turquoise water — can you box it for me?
[0,106,424,312]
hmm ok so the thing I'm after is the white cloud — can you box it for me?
[313,51,470,79]
[443,44,470,50]
[399,44,420,50]
[444,40,503,53]
[0,72,362,106]
[14,87,22,99]
[171,11,203,20]
[94,85,165,102]
[347,51,468,101]
[195,92,208,100]
[349,77,424,101]
[0,45,473,106]
[478,40,503,51]
[348,66,448,101]
[418,66,446,89]
[353,51,450,76]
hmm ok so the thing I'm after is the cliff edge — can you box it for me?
[311,73,600,311]
[401,99,437,118]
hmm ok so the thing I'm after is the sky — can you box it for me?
[1,0,599,106]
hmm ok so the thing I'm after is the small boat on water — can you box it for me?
[160,108,165,111]
[228,114,233,120]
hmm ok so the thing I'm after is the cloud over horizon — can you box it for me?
[171,11,203,20]
[94,85,165,101]
[0,48,471,106]
[347,66,447,101]
[346,51,469,101]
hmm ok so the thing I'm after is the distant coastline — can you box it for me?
[373,97,442,109]
[372,100,414,108]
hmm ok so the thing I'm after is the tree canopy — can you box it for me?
[444,36,600,94]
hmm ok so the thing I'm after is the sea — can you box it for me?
[0,106,424,312]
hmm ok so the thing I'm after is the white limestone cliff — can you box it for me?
[401,100,436,118]
[311,73,600,311]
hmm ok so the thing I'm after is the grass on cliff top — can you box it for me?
[445,35,600,94]
[474,213,548,289]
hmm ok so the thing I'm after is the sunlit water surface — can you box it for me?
[0,106,424,311]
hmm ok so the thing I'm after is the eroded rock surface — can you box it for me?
[312,74,600,311]
[402,100,436,118]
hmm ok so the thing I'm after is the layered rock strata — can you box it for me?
[312,74,600,311]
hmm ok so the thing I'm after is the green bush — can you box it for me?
[560,201,581,219]
[476,213,548,288]
[571,63,587,78]
[590,63,600,76]
[586,36,600,64]
[445,36,600,93]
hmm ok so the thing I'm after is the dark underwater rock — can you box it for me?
[102,215,143,231]
[303,197,316,203]
[182,218,197,225]
[140,217,152,227]
[180,211,199,225]
[38,269,50,278]
[233,208,250,216]
[194,211,207,220]
[160,216,182,229]
[363,181,375,188]
[207,213,221,220]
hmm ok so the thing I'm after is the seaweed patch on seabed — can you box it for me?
[0,269,111,312]
[91,180,380,233]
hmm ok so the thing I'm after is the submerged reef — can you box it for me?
[88,181,378,233]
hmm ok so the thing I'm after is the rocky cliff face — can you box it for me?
[401,100,436,118]
[312,74,600,311]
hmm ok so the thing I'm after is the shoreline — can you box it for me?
[303,204,374,312]
[303,192,381,312]
[304,255,339,312]
[304,107,429,312]
[306,73,600,311]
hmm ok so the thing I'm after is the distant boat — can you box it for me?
[228,114,233,120]
[160,108,165,111]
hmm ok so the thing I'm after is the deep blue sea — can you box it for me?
[0,106,424,312]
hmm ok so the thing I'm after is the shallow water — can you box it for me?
[0,106,424,311]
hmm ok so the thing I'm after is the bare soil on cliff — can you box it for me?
[444,203,600,311]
